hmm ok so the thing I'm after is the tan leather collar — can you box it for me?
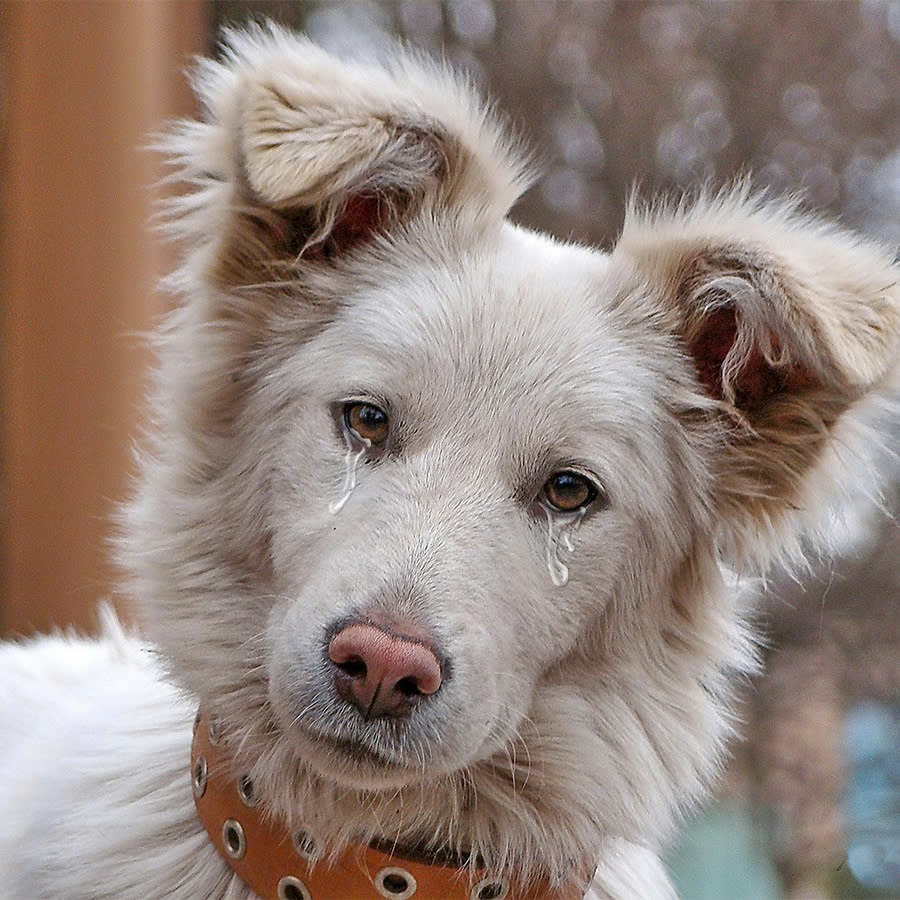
[191,711,588,899]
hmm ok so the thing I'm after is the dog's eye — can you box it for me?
[542,471,597,513]
[344,401,390,445]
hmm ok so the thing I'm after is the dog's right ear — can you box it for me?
[164,25,531,284]
[613,188,899,564]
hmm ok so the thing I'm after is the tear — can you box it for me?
[542,506,585,587]
[329,436,371,515]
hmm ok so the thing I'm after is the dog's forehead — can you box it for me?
[336,225,629,393]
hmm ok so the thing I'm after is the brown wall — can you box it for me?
[1,1,205,636]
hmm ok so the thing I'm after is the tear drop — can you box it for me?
[329,436,371,514]
[542,506,585,586]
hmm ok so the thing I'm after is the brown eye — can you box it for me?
[543,471,597,513]
[344,401,389,445]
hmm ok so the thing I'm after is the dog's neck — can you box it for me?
[191,710,590,899]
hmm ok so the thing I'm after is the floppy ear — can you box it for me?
[614,189,899,558]
[163,25,530,285]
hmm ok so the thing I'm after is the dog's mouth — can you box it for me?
[267,667,449,786]
[289,722,422,786]
[315,732,402,767]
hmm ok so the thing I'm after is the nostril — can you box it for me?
[336,656,367,679]
[394,676,422,698]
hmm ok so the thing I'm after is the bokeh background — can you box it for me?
[1,2,897,898]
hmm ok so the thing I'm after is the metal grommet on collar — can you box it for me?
[222,818,247,860]
[237,774,258,807]
[192,755,208,798]
[292,830,318,861]
[208,714,223,746]
[470,880,509,900]
[375,867,417,899]
[277,875,312,900]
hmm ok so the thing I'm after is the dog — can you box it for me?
[1,24,897,900]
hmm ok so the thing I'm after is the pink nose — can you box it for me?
[328,623,443,719]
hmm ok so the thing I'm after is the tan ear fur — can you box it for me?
[161,24,531,282]
[618,188,898,402]
[614,187,899,562]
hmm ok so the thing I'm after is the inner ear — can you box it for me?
[283,192,393,261]
[678,247,822,413]
[687,302,818,412]
[687,305,738,399]
[216,187,406,290]
[328,193,389,256]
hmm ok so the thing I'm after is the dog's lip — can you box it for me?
[300,727,408,769]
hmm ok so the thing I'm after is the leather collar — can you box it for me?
[191,711,588,899]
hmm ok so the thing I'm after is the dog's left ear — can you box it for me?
[169,26,531,282]
[613,190,899,555]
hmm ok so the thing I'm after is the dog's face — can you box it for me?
[123,26,898,868]
[261,229,701,788]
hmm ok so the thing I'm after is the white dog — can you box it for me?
[1,25,896,900]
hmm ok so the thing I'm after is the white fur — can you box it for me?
[2,25,897,900]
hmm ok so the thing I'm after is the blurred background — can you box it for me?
[1,2,897,898]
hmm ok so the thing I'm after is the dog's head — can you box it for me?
[123,25,898,875]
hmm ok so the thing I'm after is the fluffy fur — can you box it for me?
[1,25,897,899]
